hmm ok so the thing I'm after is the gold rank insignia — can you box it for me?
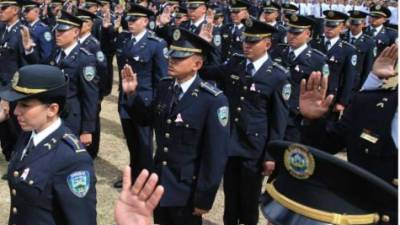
[291,14,298,22]
[284,144,315,180]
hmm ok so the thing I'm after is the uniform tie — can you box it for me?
[371,28,377,37]
[21,137,34,161]
[57,50,66,64]
[350,37,356,45]
[170,84,183,113]
[325,40,331,51]
[190,24,197,33]
[246,62,254,76]
[288,51,296,64]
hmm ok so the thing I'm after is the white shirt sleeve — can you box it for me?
[360,72,384,90]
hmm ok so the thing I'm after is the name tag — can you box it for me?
[360,130,379,144]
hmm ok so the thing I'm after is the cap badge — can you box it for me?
[284,144,315,180]
[328,11,335,17]
[245,18,253,27]
[354,11,359,15]
[290,14,298,22]
[173,29,181,41]
[376,5,381,10]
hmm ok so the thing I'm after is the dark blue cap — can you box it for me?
[0,65,68,102]
[76,8,98,21]
[287,14,315,33]
[55,10,84,31]
[369,4,391,18]
[168,28,213,58]
[323,10,348,27]
[125,4,154,21]
[260,141,397,225]
[229,0,252,12]
[242,17,277,42]
[348,10,368,25]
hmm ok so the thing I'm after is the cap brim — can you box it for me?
[244,36,265,43]
[287,26,306,33]
[349,19,363,25]
[260,198,332,225]
[55,23,75,31]
[0,86,28,102]
[324,21,341,27]
[168,50,195,59]
[125,15,140,21]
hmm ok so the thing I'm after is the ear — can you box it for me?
[192,55,204,71]
[47,103,60,118]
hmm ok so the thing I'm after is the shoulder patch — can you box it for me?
[80,47,93,56]
[62,133,86,153]
[200,82,223,96]
[272,62,289,74]
[67,170,91,198]
[312,48,326,58]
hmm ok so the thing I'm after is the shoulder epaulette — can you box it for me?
[386,26,397,33]
[80,47,93,55]
[38,21,48,27]
[362,34,374,41]
[232,53,246,59]
[148,34,163,42]
[312,48,326,58]
[200,82,223,96]
[89,36,100,45]
[62,133,86,153]
[342,41,356,49]
[272,62,289,74]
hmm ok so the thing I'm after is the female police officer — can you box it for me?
[0,64,96,225]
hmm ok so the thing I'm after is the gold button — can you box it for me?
[393,179,398,186]
[237,107,242,112]
[12,207,17,214]
[240,96,245,101]
[12,189,16,196]
[167,119,172,124]
[162,161,167,166]
[382,215,390,223]
[163,147,168,153]
[365,148,369,154]
[13,171,19,177]
[165,133,170,138]
[234,118,239,122]
[29,180,34,185]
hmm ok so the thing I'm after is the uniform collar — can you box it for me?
[267,21,277,27]
[350,31,363,40]
[62,41,79,57]
[31,118,62,146]
[131,29,147,43]
[325,36,340,47]
[30,19,40,27]
[290,43,308,58]
[79,32,91,44]
[6,19,19,32]
[373,24,384,35]
[175,73,197,95]
[247,51,269,74]
[191,15,206,28]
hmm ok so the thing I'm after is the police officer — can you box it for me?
[261,1,286,51]
[270,14,327,142]
[219,0,250,62]
[310,10,357,120]
[51,11,99,147]
[113,4,168,188]
[41,0,63,30]
[76,8,108,158]
[0,0,39,161]
[299,44,398,189]
[122,28,230,225]
[260,141,397,225]
[21,0,53,64]
[200,18,290,225]
[3,65,96,225]
[82,0,104,41]
[174,6,188,27]
[342,10,376,90]
[281,2,299,25]
[364,4,397,57]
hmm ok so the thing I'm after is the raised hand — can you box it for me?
[372,44,398,79]
[114,167,164,225]
[0,100,10,123]
[157,6,172,26]
[121,64,138,95]
[20,25,35,51]
[102,10,112,28]
[205,8,215,24]
[199,22,214,43]
[299,71,334,120]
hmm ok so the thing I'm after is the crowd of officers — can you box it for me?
[0,0,397,224]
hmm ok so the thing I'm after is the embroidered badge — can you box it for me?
[284,144,315,179]
[44,31,52,42]
[217,106,229,127]
[83,66,96,82]
[282,83,291,101]
[322,64,330,77]
[213,34,222,46]
[351,54,357,66]
[67,171,91,198]
[96,51,105,62]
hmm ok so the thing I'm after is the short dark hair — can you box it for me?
[36,96,66,115]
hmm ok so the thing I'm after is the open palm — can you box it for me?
[299,72,334,120]
[372,44,398,79]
